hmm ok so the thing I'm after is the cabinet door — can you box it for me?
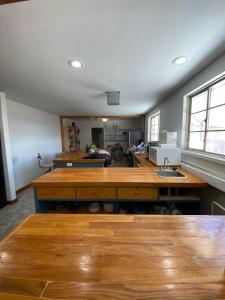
[36,187,75,199]
[118,187,158,200]
[77,188,116,200]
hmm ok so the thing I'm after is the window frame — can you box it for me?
[187,76,225,157]
[148,111,160,142]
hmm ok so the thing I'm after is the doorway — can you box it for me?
[91,128,104,148]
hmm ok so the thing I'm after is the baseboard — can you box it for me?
[16,183,31,194]
[7,198,18,205]
[6,183,31,206]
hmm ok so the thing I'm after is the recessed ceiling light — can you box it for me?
[68,60,83,68]
[172,56,189,65]
[101,118,108,122]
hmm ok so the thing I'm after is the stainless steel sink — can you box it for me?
[154,169,186,178]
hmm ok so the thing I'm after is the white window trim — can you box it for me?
[182,71,225,165]
[182,149,225,166]
[148,111,160,142]
[147,115,151,142]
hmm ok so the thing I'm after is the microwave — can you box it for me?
[149,145,181,166]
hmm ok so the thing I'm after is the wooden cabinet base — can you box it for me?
[118,187,158,200]
[36,187,76,199]
[77,187,116,200]
[34,186,201,214]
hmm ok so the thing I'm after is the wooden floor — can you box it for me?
[0,214,225,299]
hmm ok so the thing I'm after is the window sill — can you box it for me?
[181,149,225,166]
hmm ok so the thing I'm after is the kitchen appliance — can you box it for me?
[149,144,181,166]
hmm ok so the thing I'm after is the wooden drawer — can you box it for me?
[77,187,116,200]
[118,187,158,200]
[36,187,75,199]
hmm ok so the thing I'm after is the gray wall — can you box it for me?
[63,118,145,149]
[202,186,225,215]
[145,52,225,209]
[145,52,225,146]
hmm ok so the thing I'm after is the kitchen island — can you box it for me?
[32,154,207,213]
[53,150,105,168]
[0,213,224,299]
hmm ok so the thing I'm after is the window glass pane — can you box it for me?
[205,131,225,155]
[190,111,206,131]
[150,113,160,142]
[151,135,158,142]
[210,79,225,108]
[191,91,208,113]
[207,105,225,130]
[189,132,205,150]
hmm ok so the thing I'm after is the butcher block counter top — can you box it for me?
[53,150,105,163]
[0,213,225,299]
[32,166,207,188]
[133,152,156,168]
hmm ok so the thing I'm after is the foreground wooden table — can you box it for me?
[0,214,225,299]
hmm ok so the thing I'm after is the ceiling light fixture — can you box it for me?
[172,56,189,65]
[68,60,83,68]
[101,118,108,122]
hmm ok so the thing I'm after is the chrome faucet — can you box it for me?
[163,157,169,169]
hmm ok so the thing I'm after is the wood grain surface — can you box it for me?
[32,166,207,188]
[0,214,225,299]
[53,150,105,163]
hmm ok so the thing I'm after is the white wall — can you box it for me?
[145,52,225,192]
[0,93,16,201]
[63,118,145,149]
[7,99,61,191]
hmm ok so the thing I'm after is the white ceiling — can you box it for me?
[1,0,225,116]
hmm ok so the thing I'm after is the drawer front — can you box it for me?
[36,187,75,199]
[77,188,116,200]
[118,187,158,200]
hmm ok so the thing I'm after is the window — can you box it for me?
[187,77,225,156]
[148,112,160,142]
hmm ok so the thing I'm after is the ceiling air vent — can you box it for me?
[0,0,28,5]
[106,91,120,105]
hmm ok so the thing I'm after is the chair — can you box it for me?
[55,152,66,158]
[37,153,54,173]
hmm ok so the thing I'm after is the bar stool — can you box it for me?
[37,153,54,173]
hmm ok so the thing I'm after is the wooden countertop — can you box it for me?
[53,150,105,163]
[133,152,156,168]
[0,213,225,299]
[32,166,207,188]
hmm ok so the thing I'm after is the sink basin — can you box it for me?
[154,169,186,178]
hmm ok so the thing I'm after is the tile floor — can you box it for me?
[0,160,130,240]
[0,187,35,240]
